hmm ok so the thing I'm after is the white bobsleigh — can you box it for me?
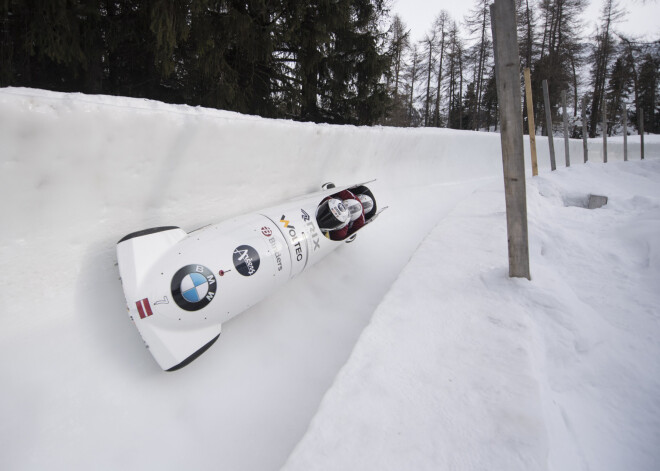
[116,183,380,371]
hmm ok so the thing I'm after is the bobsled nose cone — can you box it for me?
[117,226,224,371]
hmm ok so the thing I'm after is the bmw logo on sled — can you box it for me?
[116,182,384,371]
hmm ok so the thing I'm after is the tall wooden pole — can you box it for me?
[623,104,628,162]
[490,0,530,280]
[640,108,645,160]
[602,99,608,163]
[523,68,538,176]
[582,96,588,162]
[562,90,570,167]
[542,79,556,170]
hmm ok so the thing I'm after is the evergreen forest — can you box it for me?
[1,0,658,134]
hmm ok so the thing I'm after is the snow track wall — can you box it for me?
[1,88,504,240]
[1,88,658,471]
[1,87,652,247]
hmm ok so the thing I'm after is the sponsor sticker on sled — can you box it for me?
[171,265,217,311]
[233,245,260,276]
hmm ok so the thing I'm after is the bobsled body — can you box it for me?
[117,183,378,371]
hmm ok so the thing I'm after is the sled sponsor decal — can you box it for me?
[302,209,320,251]
[280,216,292,228]
[171,265,217,311]
[233,245,260,276]
[266,235,283,271]
[280,215,305,261]
[136,298,153,319]
[261,226,273,237]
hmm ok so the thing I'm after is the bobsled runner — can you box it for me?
[116,182,381,371]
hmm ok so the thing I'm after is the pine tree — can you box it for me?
[1,0,393,125]
[638,53,659,133]
[516,0,536,70]
[385,14,411,126]
[406,44,421,125]
[0,0,97,91]
[445,21,465,129]
[180,1,240,110]
[481,69,498,130]
[465,0,492,130]
[421,32,436,126]
[535,0,588,135]
[389,14,409,102]
[588,0,625,137]
[605,54,632,134]
[463,81,478,129]
[432,11,450,127]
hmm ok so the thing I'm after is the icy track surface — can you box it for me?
[1,88,659,471]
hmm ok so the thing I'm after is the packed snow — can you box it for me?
[284,161,660,471]
[1,88,658,470]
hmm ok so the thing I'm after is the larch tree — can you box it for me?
[588,0,625,137]
[464,0,492,130]
[432,11,450,127]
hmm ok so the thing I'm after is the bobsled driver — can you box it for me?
[316,190,375,240]
[316,198,350,238]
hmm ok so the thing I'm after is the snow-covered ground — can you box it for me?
[1,88,658,470]
[284,161,660,471]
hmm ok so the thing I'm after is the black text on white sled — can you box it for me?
[116,183,381,371]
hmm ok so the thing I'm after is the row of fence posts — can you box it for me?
[525,71,646,175]
[491,0,649,281]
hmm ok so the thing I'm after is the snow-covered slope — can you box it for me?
[1,88,658,470]
[283,161,660,471]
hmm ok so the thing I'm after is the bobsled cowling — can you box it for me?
[117,183,377,371]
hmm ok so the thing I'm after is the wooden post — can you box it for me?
[640,108,645,160]
[523,68,538,176]
[490,0,530,280]
[582,96,588,162]
[542,79,556,170]
[623,104,628,162]
[562,90,570,167]
[602,99,607,163]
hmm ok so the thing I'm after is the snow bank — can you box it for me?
[1,87,658,471]
[283,160,660,471]
[0,88,497,471]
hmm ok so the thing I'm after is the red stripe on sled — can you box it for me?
[136,300,146,319]
[143,299,153,317]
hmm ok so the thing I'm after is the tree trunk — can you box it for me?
[424,41,433,126]
[433,36,445,127]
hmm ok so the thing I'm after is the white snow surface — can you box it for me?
[284,162,660,471]
[1,88,659,471]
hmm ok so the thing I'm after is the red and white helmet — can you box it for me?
[316,198,350,231]
[343,198,364,222]
[356,194,374,214]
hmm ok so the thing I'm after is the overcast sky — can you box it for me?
[390,0,660,44]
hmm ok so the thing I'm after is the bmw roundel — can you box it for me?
[171,264,217,311]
